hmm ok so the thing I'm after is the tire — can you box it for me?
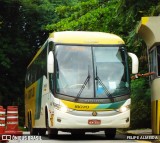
[28,115,38,135]
[38,129,46,136]
[104,128,116,139]
[48,128,58,139]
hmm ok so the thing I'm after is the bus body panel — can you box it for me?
[34,76,50,128]
[53,108,130,129]
[25,81,37,127]
[47,98,130,129]
[25,76,49,128]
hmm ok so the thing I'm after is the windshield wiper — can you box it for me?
[75,67,90,102]
[95,67,114,102]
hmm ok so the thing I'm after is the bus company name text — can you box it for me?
[2,135,42,141]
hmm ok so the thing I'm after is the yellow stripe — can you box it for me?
[62,100,98,111]
[157,100,159,134]
[27,47,43,68]
[151,100,156,134]
[61,100,113,111]
[141,17,149,25]
[151,100,160,134]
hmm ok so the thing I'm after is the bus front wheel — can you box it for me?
[104,128,116,139]
[38,129,46,136]
[46,109,58,138]
[47,128,58,139]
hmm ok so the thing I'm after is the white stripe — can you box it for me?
[7,111,18,113]
[7,116,18,119]
[7,122,18,125]
[0,112,5,114]
[0,124,5,126]
[0,118,5,120]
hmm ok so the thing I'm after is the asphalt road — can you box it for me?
[6,131,152,143]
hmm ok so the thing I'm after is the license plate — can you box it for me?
[88,119,101,125]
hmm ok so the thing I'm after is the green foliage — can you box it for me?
[130,78,151,129]
[1,0,160,129]
[45,0,119,31]
[45,0,159,129]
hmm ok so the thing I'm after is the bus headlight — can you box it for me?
[60,106,68,112]
[59,105,73,112]
[117,105,130,113]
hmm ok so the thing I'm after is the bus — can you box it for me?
[25,31,139,138]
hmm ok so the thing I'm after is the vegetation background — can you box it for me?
[0,0,160,129]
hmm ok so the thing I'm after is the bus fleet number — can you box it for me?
[75,105,89,109]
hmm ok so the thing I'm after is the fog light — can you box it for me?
[57,118,61,122]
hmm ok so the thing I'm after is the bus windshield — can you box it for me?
[55,45,129,100]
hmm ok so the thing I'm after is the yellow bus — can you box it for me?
[25,31,138,138]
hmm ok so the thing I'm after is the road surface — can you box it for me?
[6,131,152,143]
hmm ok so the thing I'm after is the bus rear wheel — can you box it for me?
[104,128,116,139]
[28,116,38,135]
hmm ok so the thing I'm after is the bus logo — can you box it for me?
[92,111,97,116]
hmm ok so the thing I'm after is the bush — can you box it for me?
[130,78,151,129]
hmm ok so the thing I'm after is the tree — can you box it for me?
[1,0,160,128]
[0,0,58,125]
[45,0,160,129]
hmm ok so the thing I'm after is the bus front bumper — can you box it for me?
[52,109,130,129]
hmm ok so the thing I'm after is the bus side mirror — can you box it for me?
[128,52,139,74]
[47,51,54,73]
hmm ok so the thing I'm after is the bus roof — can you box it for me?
[27,31,124,68]
[49,31,125,45]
